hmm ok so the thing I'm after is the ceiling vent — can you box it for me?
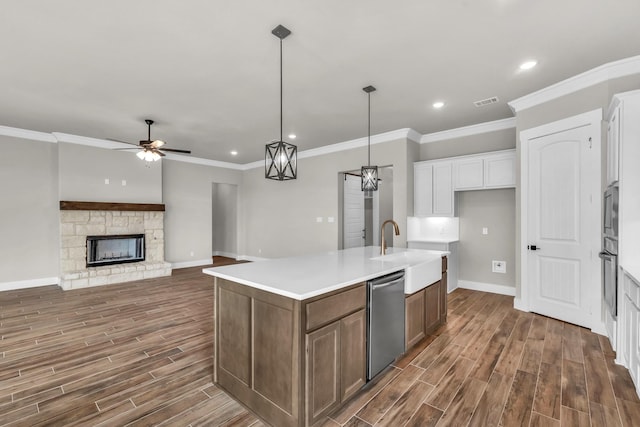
[473,96,499,107]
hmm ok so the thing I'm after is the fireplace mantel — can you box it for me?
[59,201,165,212]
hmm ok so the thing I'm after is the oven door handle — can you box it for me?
[599,251,614,260]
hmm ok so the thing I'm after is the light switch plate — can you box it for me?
[482,227,488,235]
[316,217,323,223]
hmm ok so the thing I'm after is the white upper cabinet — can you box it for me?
[433,162,453,215]
[453,158,484,190]
[484,151,516,188]
[452,150,516,191]
[607,102,620,186]
[414,149,515,218]
[414,163,433,216]
[414,161,453,217]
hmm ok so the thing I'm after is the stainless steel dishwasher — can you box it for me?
[367,270,405,380]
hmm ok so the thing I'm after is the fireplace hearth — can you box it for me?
[86,234,145,267]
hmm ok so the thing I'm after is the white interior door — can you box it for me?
[525,118,601,329]
[343,174,364,249]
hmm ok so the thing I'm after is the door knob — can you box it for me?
[527,245,541,251]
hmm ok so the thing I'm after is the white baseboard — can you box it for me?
[0,276,60,292]
[590,321,608,337]
[171,259,211,269]
[513,297,529,312]
[212,251,239,259]
[457,280,516,296]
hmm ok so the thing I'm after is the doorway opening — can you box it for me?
[339,167,393,249]
[212,183,238,260]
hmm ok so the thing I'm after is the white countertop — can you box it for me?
[203,246,447,300]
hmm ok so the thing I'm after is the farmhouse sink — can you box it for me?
[371,250,443,294]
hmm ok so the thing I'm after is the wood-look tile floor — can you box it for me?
[1,261,639,426]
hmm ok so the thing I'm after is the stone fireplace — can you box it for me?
[59,201,172,290]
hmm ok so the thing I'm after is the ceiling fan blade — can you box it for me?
[150,139,166,148]
[159,148,191,154]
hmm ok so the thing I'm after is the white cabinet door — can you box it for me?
[432,162,453,216]
[607,105,620,185]
[484,151,516,188]
[454,158,483,190]
[413,163,433,217]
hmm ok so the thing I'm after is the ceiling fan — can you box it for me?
[111,119,191,162]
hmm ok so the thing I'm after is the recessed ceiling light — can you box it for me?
[519,60,537,70]
[230,150,238,156]
[433,101,445,109]
[288,133,296,139]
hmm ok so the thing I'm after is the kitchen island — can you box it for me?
[203,246,447,427]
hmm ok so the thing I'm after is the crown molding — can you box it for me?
[52,132,130,149]
[419,117,516,144]
[163,153,246,170]
[509,55,640,113]
[0,125,57,143]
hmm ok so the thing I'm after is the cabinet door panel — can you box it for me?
[253,300,294,413]
[306,322,340,425]
[218,287,251,385]
[414,163,433,216]
[454,158,484,190]
[484,152,516,188]
[425,281,442,333]
[433,162,453,216]
[340,310,366,401]
[405,290,426,349]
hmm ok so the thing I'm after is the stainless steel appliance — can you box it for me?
[367,270,405,380]
[600,184,619,317]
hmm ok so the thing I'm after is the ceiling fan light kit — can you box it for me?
[265,24,297,181]
[114,119,192,162]
[361,85,378,192]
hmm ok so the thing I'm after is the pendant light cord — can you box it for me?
[280,38,283,143]
[367,91,371,166]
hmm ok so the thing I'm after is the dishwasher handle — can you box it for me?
[371,278,404,290]
[369,270,405,287]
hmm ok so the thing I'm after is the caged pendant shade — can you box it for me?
[265,24,297,181]
[361,85,378,191]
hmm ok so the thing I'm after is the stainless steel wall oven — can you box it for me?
[600,184,618,317]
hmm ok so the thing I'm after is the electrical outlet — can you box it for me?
[492,260,506,274]
[121,179,127,186]
[327,217,335,223]
[104,178,110,185]
[316,217,323,223]
[190,251,194,257]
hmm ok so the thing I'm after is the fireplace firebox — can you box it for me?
[86,234,145,267]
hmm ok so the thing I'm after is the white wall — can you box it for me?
[162,159,242,265]
[58,142,162,203]
[240,138,411,259]
[458,189,516,287]
[0,136,59,284]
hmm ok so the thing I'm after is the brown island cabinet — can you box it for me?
[212,256,447,427]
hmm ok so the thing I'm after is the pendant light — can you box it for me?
[265,24,297,181]
[361,85,378,191]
